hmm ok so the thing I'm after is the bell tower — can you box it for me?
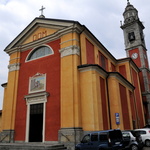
[121,0,150,124]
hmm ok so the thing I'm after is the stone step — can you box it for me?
[0,143,67,150]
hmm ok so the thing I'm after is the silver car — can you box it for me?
[122,131,143,150]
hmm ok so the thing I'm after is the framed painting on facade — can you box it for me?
[29,73,46,93]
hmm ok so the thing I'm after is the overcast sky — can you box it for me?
[0,0,150,109]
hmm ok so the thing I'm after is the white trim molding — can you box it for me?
[24,91,49,142]
[8,63,20,72]
[25,44,54,62]
[28,73,46,94]
[59,45,80,57]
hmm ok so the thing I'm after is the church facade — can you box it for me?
[0,1,148,149]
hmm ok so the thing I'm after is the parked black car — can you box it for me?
[143,124,150,128]
[75,129,124,150]
[122,130,143,150]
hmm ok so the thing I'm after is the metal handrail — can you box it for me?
[0,133,9,142]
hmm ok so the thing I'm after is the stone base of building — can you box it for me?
[58,127,83,150]
[0,130,15,143]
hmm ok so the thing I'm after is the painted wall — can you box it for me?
[14,39,61,141]
[2,52,20,131]
[132,68,145,127]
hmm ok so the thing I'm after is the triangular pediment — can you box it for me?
[4,17,81,53]
[22,26,58,45]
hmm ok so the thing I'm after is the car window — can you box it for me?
[109,130,122,140]
[137,130,146,135]
[139,131,146,134]
[100,133,108,142]
[131,131,138,137]
[91,133,98,141]
[82,135,90,143]
[122,132,130,138]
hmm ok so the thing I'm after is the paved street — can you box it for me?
[142,147,149,150]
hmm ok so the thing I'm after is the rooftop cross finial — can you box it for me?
[127,0,130,5]
[39,6,45,17]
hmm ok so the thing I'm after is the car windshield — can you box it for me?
[82,134,90,143]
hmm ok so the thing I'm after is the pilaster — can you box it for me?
[1,51,20,141]
[59,32,82,148]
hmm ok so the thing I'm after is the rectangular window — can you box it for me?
[111,63,116,72]
[100,77,109,130]
[101,54,106,69]
[129,90,137,129]
[99,52,108,71]
[86,39,95,64]
[132,68,144,127]
[30,103,43,114]
[119,65,127,79]
[100,133,107,142]
[119,83,130,129]
[91,133,98,141]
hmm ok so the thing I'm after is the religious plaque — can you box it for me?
[29,73,46,93]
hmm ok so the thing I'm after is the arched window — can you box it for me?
[27,46,53,61]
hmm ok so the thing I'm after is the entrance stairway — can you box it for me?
[0,142,67,150]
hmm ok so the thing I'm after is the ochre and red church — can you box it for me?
[1,1,150,149]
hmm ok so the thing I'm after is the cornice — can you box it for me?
[125,44,147,52]
[82,27,117,63]
[24,91,49,105]
[59,45,80,57]
[78,64,108,78]
[5,23,83,54]
[1,83,7,88]
[117,57,140,72]
[24,91,49,99]
[121,19,144,30]
[8,63,20,72]
[108,72,135,90]
[139,67,150,73]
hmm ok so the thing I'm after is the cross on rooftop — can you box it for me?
[39,6,45,16]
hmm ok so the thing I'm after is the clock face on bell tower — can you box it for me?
[131,53,138,59]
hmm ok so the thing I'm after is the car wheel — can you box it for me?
[145,140,150,147]
[130,144,138,150]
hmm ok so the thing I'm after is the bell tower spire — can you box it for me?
[127,0,130,5]
[121,1,145,51]
[121,2,150,124]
